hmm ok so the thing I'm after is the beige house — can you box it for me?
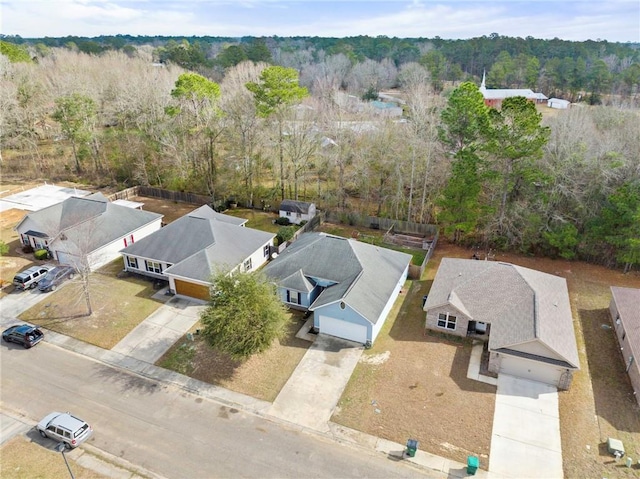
[424,258,579,389]
[610,286,640,405]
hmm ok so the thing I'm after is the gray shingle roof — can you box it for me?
[611,286,640,365]
[121,206,274,282]
[263,232,411,325]
[425,258,579,369]
[20,192,162,253]
[280,199,313,214]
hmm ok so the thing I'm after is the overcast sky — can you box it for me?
[2,0,639,42]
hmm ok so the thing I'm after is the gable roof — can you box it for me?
[280,199,314,214]
[16,192,162,253]
[120,205,274,282]
[611,286,640,363]
[425,258,579,369]
[263,232,411,325]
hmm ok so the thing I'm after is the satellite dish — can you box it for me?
[271,252,278,259]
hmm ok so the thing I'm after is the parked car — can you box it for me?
[2,324,44,348]
[38,265,76,292]
[12,264,53,291]
[36,412,93,449]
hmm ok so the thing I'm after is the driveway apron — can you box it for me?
[269,334,363,433]
[489,374,563,478]
[111,296,205,363]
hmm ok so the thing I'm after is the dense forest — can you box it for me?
[0,35,639,272]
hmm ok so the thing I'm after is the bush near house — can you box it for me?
[34,249,49,260]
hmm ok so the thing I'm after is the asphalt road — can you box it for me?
[1,341,436,479]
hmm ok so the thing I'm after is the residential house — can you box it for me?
[279,200,316,225]
[263,232,412,345]
[120,205,275,300]
[424,258,579,389]
[15,192,162,270]
[610,286,640,405]
[479,72,548,109]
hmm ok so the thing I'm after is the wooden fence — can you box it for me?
[107,186,211,205]
[323,211,438,237]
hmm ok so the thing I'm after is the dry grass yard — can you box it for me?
[0,436,106,479]
[157,310,311,402]
[19,260,164,349]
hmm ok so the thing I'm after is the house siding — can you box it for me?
[243,239,274,272]
[278,288,313,309]
[425,305,470,338]
[509,340,567,362]
[610,295,640,405]
[82,218,162,270]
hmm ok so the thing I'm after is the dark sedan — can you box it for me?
[38,265,75,292]
[2,324,44,348]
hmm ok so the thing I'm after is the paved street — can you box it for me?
[1,341,438,479]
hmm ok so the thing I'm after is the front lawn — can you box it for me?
[19,260,165,349]
[157,310,310,401]
[333,248,497,466]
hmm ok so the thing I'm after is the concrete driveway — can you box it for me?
[269,334,363,433]
[489,374,563,478]
[111,296,206,363]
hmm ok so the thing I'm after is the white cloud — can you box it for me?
[1,0,638,41]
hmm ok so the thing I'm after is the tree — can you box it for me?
[200,270,289,360]
[246,66,309,200]
[439,82,489,154]
[587,182,640,272]
[52,93,97,173]
[483,96,550,243]
[167,73,223,198]
[0,40,31,63]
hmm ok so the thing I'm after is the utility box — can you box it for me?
[607,437,625,457]
[466,455,479,475]
[405,439,418,457]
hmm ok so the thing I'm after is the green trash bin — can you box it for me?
[467,455,479,475]
[405,439,418,457]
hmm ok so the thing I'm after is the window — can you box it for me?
[244,258,252,271]
[263,245,270,257]
[437,312,457,330]
[285,211,292,217]
[145,260,162,274]
[287,290,300,305]
[126,256,138,269]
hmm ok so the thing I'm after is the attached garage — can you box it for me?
[318,315,368,344]
[174,279,210,301]
[499,354,564,387]
[55,251,76,266]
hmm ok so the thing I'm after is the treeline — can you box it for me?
[0,49,638,272]
[2,33,639,104]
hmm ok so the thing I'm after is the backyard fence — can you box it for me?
[107,186,211,206]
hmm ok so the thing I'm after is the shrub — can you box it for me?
[276,226,296,245]
[0,240,9,256]
[274,216,291,226]
[22,244,34,254]
[34,249,49,260]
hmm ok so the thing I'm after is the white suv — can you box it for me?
[36,412,93,449]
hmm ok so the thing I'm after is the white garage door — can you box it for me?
[55,251,76,266]
[319,315,367,344]
[500,355,563,387]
